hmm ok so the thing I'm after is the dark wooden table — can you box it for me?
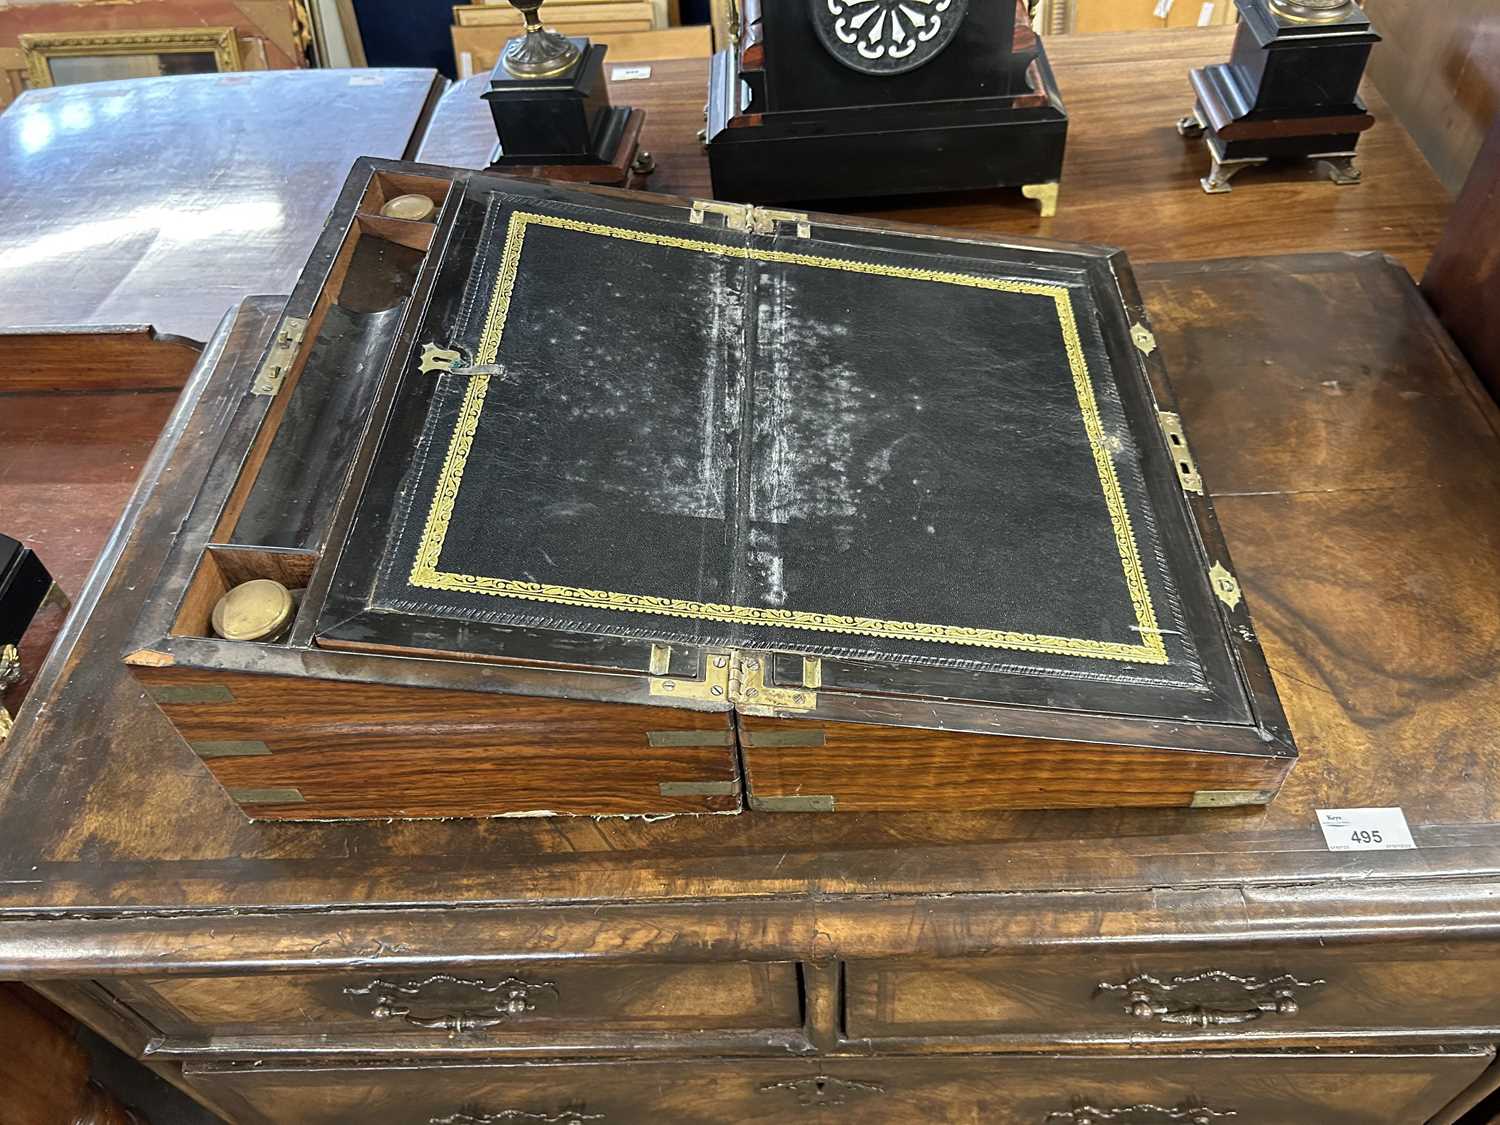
[417,27,1449,276]
[0,68,445,344]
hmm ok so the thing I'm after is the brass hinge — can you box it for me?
[650,651,733,704]
[250,315,309,396]
[751,207,811,237]
[1208,560,1242,610]
[1157,411,1204,495]
[690,199,753,231]
[689,200,811,238]
[649,650,817,713]
[1130,323,1157,355]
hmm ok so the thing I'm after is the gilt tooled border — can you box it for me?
[408,210,1168,665]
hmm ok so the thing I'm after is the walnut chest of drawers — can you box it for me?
[3,245,1500,1123]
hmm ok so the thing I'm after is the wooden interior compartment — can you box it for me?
[352,169,453,251]
[110,961,803,1055]
[213,186,438,547]
[357,169,454,216]
[169,546,319,639]
[354,211,436,253]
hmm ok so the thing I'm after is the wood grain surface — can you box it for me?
[185,1049,1493,1125]
[417,28,1450,274]
[132,668,740,819]
[2,251,1499,938]
[738,715,1291,812]
[1423,116,1500,397]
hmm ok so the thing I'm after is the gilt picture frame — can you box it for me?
[20,26,243,89]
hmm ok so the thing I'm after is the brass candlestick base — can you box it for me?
[1269,0,1356,22]
[503,0,581,78]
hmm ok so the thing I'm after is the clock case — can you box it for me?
[706,0,1068,207]
[1182,0,1381,189]
[124,159,1294,822]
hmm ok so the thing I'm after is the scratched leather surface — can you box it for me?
[355,186,1206,689]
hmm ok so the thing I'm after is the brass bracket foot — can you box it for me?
[1176,110,1206,138]
[1312,152,1361,185]
[1201,155,1266,194]
[1021,181,1059,218]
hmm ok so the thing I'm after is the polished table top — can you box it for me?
[0,68,445,343]
[418,27,1449,276]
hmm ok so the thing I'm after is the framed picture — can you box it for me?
[20,27,242,89]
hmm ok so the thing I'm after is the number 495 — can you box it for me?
[1350,828,1384,844]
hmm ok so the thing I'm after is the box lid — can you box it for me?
[311,173,1280,749]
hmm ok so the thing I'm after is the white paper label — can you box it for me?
[611,65,652,81]
[1153,0,1175,17]
[1316,808,1416,851]
[1198,1,1217,24]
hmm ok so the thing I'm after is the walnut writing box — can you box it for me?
[126,159,1295,820]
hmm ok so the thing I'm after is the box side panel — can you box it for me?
[738,714,1290,813]
[129,667,740,819]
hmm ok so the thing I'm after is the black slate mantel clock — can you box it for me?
[705,0,1068,215]
[1177,0,1381,193]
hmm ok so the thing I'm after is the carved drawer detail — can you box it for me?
[344,973,559,1035]
[430,1110,601,1125]
[1046,1101,1236,1124]
[757,1074,885,1108]
[843,943,1500,1042]
[1095,970,1325,1027]
[105,961,802,1056]
[184,1049,1492,1125]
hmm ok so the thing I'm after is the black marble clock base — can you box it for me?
[704,43,1067,213]
[482,39,649,187]
[1176,0,1378,195]
[487,105,651,187]
[1176,101,1365,194]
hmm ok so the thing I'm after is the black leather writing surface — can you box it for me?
[329,180,1223,702]
[742,242,1198,685]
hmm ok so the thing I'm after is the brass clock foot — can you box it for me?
[1201,155,1265,194]
[1313,152,1361,185]
[1021,181,1059,218]
[1176,111,1205,138]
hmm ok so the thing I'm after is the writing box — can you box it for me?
[127,160,1294,819]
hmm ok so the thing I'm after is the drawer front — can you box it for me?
[188,1048,1492,1125]
[845,943,1500,1043]
[108,961,802,1054]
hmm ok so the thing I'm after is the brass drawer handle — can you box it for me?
[430,1110,601,1124]
[1046,1101,1236,1124]
[1097,970,1324,1027]
[343,973,558,1035]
